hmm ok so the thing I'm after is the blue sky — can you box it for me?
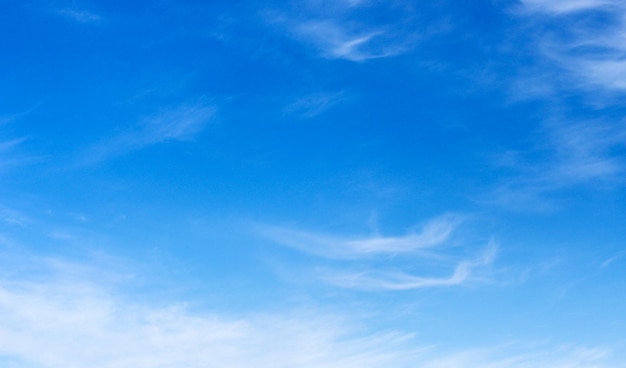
[1,0,626,366]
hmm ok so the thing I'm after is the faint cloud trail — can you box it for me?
[57,8,103,24]
[258,213,463,259]
[518,0,626,93]
[258,214,496,291]
[77,103,215,166]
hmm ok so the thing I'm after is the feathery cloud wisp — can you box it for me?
[259,214,462,259]
[283,91,348,119]
[521,0,615,14]
[487,119,626,210]
[259,215,496,290]
[79,103,215,165]
[519,0,626,93]
[293,21,399,61]
[321,239,497,291]
[57,8,103,23]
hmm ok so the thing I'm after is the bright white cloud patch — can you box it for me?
[0,253,418,368]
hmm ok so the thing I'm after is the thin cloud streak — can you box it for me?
[323,262,471,291]
[259,215,496,291]
[78,103,215,165]
[293,21,399,61]
[57,9,103,23]
[322,240,497,291]
[266,1,416,62]
[259,214,462,259]
[418,344,618,368]
[521,0,615,14]
[283,91,348,119]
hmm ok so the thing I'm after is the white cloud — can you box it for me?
[486,119,626,210]
[258,213,462,259]
[520,0,615,14]
[283,91,348,118]
[292,20,405,61]
[0,258,419,368]
[0,252,620,368]
[321,240,497,291]
[0,106,42,173]
[79,103,215,165]
[258,215,496,290]
[417,344,617,368]
[0,206,29,227]
[0,268,619,367]
[519,0,626,92]
[546,120,626,182]
[322,262,471,290]
[265,1,416,62]
[57,9,103,24]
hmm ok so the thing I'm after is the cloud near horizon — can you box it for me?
[0,251,619,368]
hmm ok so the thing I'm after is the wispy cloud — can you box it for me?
[0,247,617,368]
[322,262,471,291]
[486,119,626,210]
[79,103,215,165]
[0,205,29,227]
[520,0,615,14]
[258,214,496,290]
[417,343,618,368]
[321,240,497,291]
[601,249,626,268]
[0,252,619,367]
[266,1,416,62]
[283,91,348,118]
[292,21,406,62]
[518,0,626,93]
[259,214,463,259]
[57,8,103,24]
[0,254,420,368]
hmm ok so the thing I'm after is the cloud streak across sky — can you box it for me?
[259,214,462,259]
[78,103,215,165]
[259,215,496,290]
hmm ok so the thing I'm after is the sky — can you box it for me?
[1,0,626,367]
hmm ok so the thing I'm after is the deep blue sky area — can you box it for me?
[1,0,626,367]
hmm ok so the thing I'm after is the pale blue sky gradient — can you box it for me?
[1,0,626,366]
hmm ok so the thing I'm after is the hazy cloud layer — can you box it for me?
[0,253,619,368]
